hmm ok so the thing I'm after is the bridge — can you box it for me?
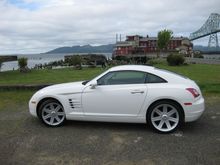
[189,13,220,48]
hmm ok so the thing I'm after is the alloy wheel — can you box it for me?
[41,102,65,126]
[150,104,179,132]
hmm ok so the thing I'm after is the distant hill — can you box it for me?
[194,45,220,53]
[46,44,115,54]
[46,44,220,54]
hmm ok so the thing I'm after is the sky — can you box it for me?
[0,0,219,54]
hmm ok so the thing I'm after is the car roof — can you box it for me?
[109,65,155,72]
[108,65,190,84]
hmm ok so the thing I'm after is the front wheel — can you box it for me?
[39,99,66,127]
[147,101,183,133]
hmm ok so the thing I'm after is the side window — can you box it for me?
[146,73,167,83]
[97,71,147,85]
[97,72,115,85]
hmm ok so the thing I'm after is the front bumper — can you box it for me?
[184,97,205,122]
[29,99,38,117]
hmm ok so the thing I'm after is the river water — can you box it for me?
[0,53,112,72]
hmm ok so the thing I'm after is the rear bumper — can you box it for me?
[184,97,205,122]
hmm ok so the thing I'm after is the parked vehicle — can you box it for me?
[29,65,205,133]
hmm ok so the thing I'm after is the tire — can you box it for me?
[38,99,66,127]
[147,100,183,133]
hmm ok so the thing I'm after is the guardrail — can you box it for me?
[186,57,220,64]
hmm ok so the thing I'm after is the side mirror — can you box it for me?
[90,82,97,89]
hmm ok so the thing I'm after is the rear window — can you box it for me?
[146,73,167,83]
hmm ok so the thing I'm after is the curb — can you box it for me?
[0,84,53,90]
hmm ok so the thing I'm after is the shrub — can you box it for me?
[0,59,3,72]
[167,53,185,66]
[114,56,130,62]
[147,58,166,66]
[18,57,27,68]
[18,57,29,72]
[88,65,96,68]
[194,54,204,58]
[68,55,82,69]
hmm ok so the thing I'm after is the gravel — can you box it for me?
[0,103,219,165]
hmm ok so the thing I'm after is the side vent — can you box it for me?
[69,99,81,109]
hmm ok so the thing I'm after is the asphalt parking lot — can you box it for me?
[0,102,220,165]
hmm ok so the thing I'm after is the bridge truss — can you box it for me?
[189,13,220,48]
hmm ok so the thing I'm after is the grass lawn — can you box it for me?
[0,64,220,96]
[0,63,220,110]
[156,64,220,96]
[0,67,105,85]
[0,90,34,110]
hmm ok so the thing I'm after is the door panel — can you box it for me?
[82,84,148,117]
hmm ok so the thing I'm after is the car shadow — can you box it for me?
[27,117,207,135]
[65,120,151,132]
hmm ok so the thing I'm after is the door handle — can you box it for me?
[131,90,144,94]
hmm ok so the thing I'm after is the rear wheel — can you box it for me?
[39,99,66,127]
[147,101,183,133]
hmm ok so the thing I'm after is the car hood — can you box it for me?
[39,81,85,95]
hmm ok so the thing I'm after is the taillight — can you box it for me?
[186,88,200,98]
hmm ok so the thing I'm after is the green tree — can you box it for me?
[18,57,29,72]
[157,29,173,57]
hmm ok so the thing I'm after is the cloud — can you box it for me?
[0,0,219,54]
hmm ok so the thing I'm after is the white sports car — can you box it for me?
[29,65,205,133]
